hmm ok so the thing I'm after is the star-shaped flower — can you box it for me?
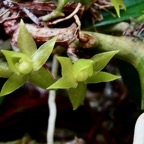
[0,20,57,96]
[47,51,120,110]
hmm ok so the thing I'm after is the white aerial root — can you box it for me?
[47,55,59,144]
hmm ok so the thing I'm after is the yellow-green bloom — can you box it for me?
[48,50,120,110]
[0,20,57,96]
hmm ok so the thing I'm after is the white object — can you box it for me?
[133,113,144,144]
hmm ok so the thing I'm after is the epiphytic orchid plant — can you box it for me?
[0,19,120,108]
[0,20,57,96]
[0,19,120,109]
[0,19,121,144]
[0,0,126,143]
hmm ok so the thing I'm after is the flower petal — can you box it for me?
[18,20,37,57]
[1,50,31,75]
[57,56,73,76]
[68,82,87,110]
[0,61,13,78]
[0,74,28,96]
[86,71,120,84]
[29,67,55,89]
[47,77,77,90]
[91,50,119,71]
[32,37,57,71]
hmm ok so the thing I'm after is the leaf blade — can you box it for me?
[96,0,144,26]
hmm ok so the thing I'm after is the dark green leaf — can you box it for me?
[29,67,55,89]
[91,50,119,71]
[18,20,37,56]
[123,0,144,7]
[86,71,120,84]
[68,82,87,110]
[0,74,28,96]
[96,0,144,26]
[32,37,57,71]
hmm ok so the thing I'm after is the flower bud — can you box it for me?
[73,59,94,82]
[16,59,32,75]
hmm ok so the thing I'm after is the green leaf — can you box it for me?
[1,50,32,75]
[0,74,28,96]
[18,20,37,57]
[96,0,144,26]
[47,77,77,90]
[91,50,119,71]
[32,37,57,71]
[68,82,87,110]
[29,67,55,89]
[86,71,120,84]
[110,0,126,17]
[123,0,144,7]
[0,61,13,78]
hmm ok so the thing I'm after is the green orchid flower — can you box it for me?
[48,51,120,110]
[0,20,57,96]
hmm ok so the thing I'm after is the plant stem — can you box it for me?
[85,31,144,108]
[47,55,58,144]
[41,10,64,22]
[85,32,142,65]
[136,61,144,109]
[40,0,66,21]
